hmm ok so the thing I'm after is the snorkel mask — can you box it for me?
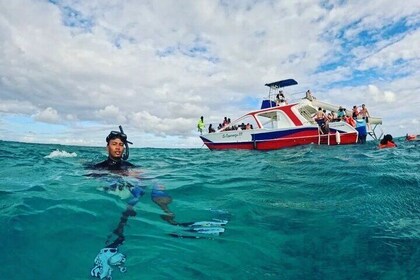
[106,125,133,160]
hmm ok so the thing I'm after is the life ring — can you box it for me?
[346,117,356,127]
[379,142,397,149]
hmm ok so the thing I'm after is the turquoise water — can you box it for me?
[0,140,419,280]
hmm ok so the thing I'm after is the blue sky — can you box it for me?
[0,0,419,147]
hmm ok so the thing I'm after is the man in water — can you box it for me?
[92,126,181,232]
[93,128,135,171]
[90,127,142,247]
[90,126,179,279]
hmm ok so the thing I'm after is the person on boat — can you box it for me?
[313,108,328,134]
[276,91,287,106]
[208,124,216,133]
[337,106,346,120]
[327,112,333,122]
[305,90,316,101]
[352,105,359,119]
[379,134,397,149]
[222,117,228,127]
[197,116,205,135]
[330,111,338,122]
[313,107,325,120]
[360,104,370,130]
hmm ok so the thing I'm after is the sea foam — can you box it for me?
[44,149,77,158]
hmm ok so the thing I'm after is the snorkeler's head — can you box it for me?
[106,131,128,144]
[106,126,132,145]
[106,126,132,160]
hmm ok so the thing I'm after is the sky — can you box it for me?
[0,0,419,148]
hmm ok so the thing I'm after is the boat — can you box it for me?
[200,79,382,150]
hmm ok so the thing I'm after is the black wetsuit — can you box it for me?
[94,157,135,171]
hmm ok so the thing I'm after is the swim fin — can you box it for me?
[179,219,228,228]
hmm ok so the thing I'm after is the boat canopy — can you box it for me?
[265,79,298,89]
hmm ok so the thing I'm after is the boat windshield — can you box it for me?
[220,114,259,131]
[256,110,293,129]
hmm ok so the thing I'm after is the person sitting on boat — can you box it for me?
[222,117,229,127]
[329,111,338,122]
[337,106,346,120]
[237,123,246,130]
[379,134,397,149]
[208,124,216,133]
[276,91,287,106]
[305,90,316,101]
[327,112,335,122]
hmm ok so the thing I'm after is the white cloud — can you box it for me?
[367,85,396,103]
[95,105,127,124]
[0,99,36,114]
[33,107,61,123]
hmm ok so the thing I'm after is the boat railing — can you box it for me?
[263,90,308,108]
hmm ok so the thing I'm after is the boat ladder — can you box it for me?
[318,127,330,145]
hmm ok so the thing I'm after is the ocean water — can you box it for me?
[0,139,419,280]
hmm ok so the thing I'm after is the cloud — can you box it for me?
[95,105,127,124]
[367,85,396,103]
[33,107,61,123]
[0,99,37,114]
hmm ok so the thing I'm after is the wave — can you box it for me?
[44,149,77,158]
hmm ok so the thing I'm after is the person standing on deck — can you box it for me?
[360,104,371,131]
[197,116,205,135]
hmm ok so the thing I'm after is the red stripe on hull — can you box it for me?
[255,132,357,150]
